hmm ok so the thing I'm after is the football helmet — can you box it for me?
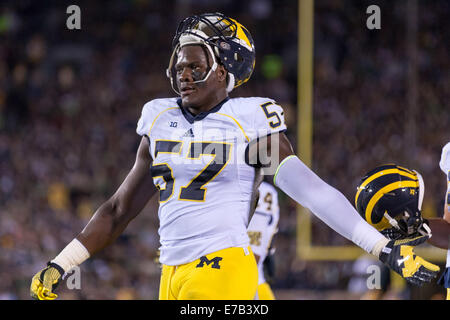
[355,164,431,240]
[167,12,256,94]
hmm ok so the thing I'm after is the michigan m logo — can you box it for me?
[196,256,223,269]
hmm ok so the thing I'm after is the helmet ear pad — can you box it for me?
[225,73,235,93]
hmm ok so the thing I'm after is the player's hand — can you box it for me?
[379,235,440,286]
[30,262,65,300]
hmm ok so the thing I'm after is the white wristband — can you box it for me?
[370,237,390,258]
[51,239,90,272]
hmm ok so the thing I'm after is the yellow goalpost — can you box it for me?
[296,0,446,263]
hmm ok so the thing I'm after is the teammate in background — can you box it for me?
[247,180,279,300]
[436,142,450,299]
[31,12,439,300]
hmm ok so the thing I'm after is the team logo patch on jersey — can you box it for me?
[196,256,223,269]
[247,231,262,246]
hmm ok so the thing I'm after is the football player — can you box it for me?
[436,142,450,299]
[247,180,280,300]
[31,12,439,300]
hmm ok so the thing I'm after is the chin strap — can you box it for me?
[418,219,432,237]
[384,211,400,230]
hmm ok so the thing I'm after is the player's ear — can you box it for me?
[216,64,227,83]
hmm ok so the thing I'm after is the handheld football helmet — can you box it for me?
[167,12,256,94]
[355,164,431,240]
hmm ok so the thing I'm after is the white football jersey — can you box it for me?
[440,141,450,210]
[440,142,450,175]
[136,97,286,265]
[247,181,280,285]
[439,142,450,269]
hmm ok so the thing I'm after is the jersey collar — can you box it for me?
[177,97,230,124]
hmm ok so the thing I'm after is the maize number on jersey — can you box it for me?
[260,102,281,128]
[151,140,231,202]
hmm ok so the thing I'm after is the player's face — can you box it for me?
[175,45,225,112]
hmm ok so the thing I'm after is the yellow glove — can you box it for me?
[30,262,65,300]
[379,235,440,285]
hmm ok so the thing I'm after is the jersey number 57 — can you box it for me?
[151,140,232,202]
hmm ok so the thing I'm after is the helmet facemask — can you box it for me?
[379,170,431,240]
[166,29,220,95]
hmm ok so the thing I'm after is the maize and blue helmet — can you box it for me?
[355,164,431,240]
[167,12,256,94]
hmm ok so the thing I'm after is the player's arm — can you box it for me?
[443,168,450,228]
[30,137,157,300]
[249,132,439,285]
[428,144,450,249]
[426,218,450,249]
[76,137,156,255]
[446,202,450,223]
[427,161,450,249]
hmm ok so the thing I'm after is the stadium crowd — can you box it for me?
[0,0,448,299]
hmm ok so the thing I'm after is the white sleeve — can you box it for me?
[440,142,450,175]
[136,100,156,137]
[273,156,385,254]
[251,99,287,140]
[440,144,450,269]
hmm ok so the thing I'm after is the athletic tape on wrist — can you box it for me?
[51,238,90,273]
[371,238,390,258]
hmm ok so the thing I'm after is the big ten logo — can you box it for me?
[366,5,381,30]
[63,266,81,290]
[66,5,81,30]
